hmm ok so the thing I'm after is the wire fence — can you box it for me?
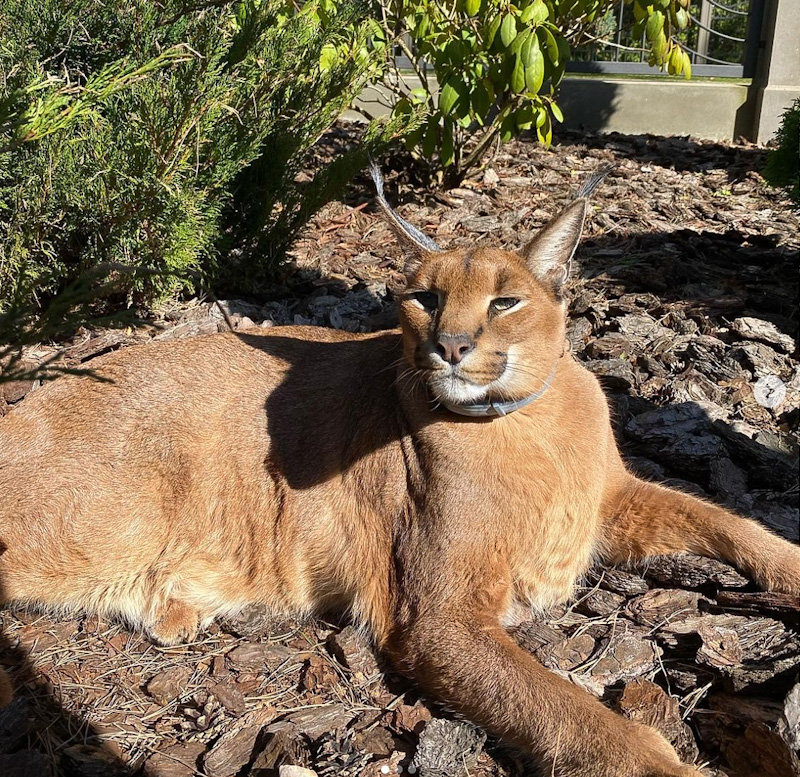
[568,0,764,77]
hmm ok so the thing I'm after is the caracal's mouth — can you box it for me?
[426,366,508,406]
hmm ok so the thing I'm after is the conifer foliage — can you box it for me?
[0,0,396,310]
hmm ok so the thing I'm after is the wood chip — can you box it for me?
[732,317,796,354]
[226,643,295,673]
[282,703,354,739]
[617,678,698,762]
[143,742,207,777]
[410,718,486,777]
[574,588,626,617]
[209,681,247,715]
[145,666,192,706]
[779,683,800,751]
[279,767,318,777]
[589,629,662,686]
[589,567,650,596]
[626,589,703,628]
[724,722,800,777]
[203,707,276,777]
[327,625,380,678]
[640,554,749,589]
[535,633,596,672]
[713,591,800,615]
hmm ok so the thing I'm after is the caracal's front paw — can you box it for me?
[626,722,704,777]
[758,544,800,596]
[552,719,703,777]
[147,599,199,646]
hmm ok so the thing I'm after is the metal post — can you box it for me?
[696,0,714,65]
[742,0,766,78]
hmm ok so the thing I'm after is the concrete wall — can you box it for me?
[353,76,756,143]
[553,77,755,141]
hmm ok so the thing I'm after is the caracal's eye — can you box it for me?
[490,297,521,313]
[410,291,439,310]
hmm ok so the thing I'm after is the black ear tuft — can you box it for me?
[576,166,613,199]
[522,168,609,295]
[368,160,441,260]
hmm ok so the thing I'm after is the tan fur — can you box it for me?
[0,200,797,772]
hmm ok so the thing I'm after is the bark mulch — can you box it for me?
[1,125,798,777]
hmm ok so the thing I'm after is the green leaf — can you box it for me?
[500,114,516,142]
[511,55,526,94]
[453,78,472,120]
[550,100,563,123]
[524,37,544,93]
[471,85,491,120]
[511,29,531,55]
[446,39,468,64]
[500,13,517,48]
[683,50,692,79]
[393,97,413,115]
[441,120,455,166]
[438,80,460,115]
[465,0,481,17]
[404,124,425,151]
[653,30,668,62]
[515,103,535,130]
[422,118,438,158]
[539,27,560,65]
[486,14,502,46]
[520,0,549,25]
[521,34,534,67]
[645,10,664,41]
[536,110,552,145]
[668,45,683,76]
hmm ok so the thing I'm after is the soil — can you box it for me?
[1,124,798,777]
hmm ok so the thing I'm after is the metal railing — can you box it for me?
[568,0,764,78]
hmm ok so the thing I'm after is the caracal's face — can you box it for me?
[398,247,566,407]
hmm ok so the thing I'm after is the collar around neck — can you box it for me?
[438,364,558,418]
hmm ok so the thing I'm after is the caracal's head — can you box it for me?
[370,162,603,408]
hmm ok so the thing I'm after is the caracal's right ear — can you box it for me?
[368,160,442,275]
[521,168,610,298]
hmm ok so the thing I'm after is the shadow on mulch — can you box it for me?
[0,622,136,777]
[578,230,798,339]
[553,129,769,180]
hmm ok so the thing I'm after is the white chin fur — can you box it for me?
[430,374,492,405]
[428,346,520,406]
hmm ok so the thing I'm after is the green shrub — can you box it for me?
[369,0,694,182]
[0,0,404,311]
[764,98,800,205]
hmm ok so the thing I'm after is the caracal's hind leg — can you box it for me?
[601,475,800,596]
[146,598,201,646]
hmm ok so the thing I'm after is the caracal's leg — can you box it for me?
[601,475,800,595]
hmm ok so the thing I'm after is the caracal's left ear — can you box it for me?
[522,169,609,297]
